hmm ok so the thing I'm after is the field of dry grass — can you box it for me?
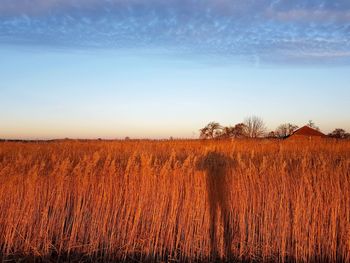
[0,139,349,262]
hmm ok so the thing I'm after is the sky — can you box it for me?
[0,0,349,139]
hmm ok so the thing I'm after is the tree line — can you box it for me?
[199,116,350,139]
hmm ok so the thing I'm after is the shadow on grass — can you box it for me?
[197,151,236,260]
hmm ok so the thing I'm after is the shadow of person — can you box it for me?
[197,151,235,260]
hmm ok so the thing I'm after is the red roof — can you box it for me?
[289,125,325,137]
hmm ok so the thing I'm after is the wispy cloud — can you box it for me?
[266,9,350,23]
[1,0,349,65]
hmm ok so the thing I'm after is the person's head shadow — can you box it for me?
[196,151,235,259]
[197,151,231,178]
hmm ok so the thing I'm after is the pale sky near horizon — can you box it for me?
[1,0,350,139]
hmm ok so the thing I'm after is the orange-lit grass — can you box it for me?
[0,139,349,262]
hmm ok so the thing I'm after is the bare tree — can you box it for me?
[328,128,350,139]
[275,123,299,138]
[267,131,277,138]
[243,116,266,138]
[217,126,233,139]
[231,123,247,138]
[307,120,314,127]
[199,122,223,139]
[307,120,320,131]
[215,123,248,139]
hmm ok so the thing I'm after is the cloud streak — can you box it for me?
[1,0,350,65]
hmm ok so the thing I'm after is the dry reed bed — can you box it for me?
[0,140,349,262]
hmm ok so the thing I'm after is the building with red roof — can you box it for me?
[287,125,326,140]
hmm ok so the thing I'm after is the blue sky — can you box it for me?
[0,0,349,139]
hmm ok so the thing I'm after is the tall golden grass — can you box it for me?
[0,139,349,262]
